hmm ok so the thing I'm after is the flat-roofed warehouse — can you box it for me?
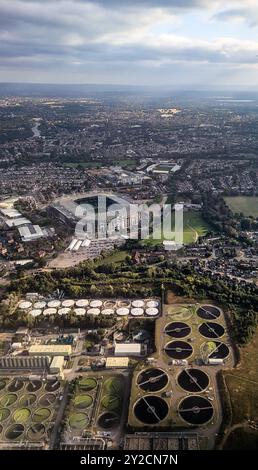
[106,357,129,368]
[50,355,65,374]
[29,344,72,357]
[114,343,142,357]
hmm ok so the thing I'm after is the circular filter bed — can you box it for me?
[98,412,119,429]
[199,322,225,339]
[203,341,230,360]
[5,424,24,441]
[32,408,51,423]
[45,380,60,392]
[165,322,191,339]
[27,380,42,392]
[13,408,31,424]
[165,341,193,359]
[137,368,168,392]
[74,394,93,409]
[27,423,46,441]
[177,369,209,392]
[0,393,17,407]
[0,408,10,422]
[39,393,56,407]
[134,396,169,424]
[179,396,214,425]
[69,412,89,430]
[197,305,221,320]
[8,379,24,392]
[19,394,37,407]
[78,377,97,391]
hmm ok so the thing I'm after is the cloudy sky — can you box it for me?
[0,0,258,89]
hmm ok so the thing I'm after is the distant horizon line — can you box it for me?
[0,81,258,93]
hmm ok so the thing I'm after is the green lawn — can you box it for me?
[144,210,210,246]
[94,250,129,267]
[224,196,258,218]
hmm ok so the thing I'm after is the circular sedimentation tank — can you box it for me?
[177,369,209,392]
[18,301,32,310]
[178,396,214,425]
[27,423,46,441]
[165,322,191,338]
[74,308,86,316]
[0,408,10,422]
[146,300,159,308]
[73,394,93,409]
[90,300,102,308]
[5,424,24,440]
[87,308,100,315]
[116,307,130,316]
[98,412,119,429]
[165,341,193,359]
[145,307,159,317]
[19,394,36,407]
[34,301,46,309]
[13,408,31,424]
[171,306,193,321]
[197,305,221,320]
[39,393,56,407]
[69,412,89,430]
[58,307,70,315]
[104,300,117,309]
[62,299,75,308]
[43,308,57,316]
[78,377,97,392]
[75,299,89,307]
[8,379,24,393]
[131,307,144,317]
[132,300,144,308]
[0,393,17,406]
[32,408,51,423]
[0,379,7,391]
[137,368,169,392]
[199,322,225,339]
[45,380,60,392]
[202,341,229,360]
[27,380,42,392]
[101,308,114,316]
[47,300,61,308]
[30,309,42,317]
[134,396,169,424]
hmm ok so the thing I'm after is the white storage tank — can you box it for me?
[62,299,75,307]
[116,307,130,316]
[87,308,100,315]
[34,301,46,309]
[145,307,159,316]
[48,300,61,308]
[90,300,103,308]
[30,309,42,317]
[131,308,144,317]
[75,299,89,307]
[58,308,70,316]
[18,301,32,310]
[146,300,159,308]
[43,308,57,316]
[101,308,114,316]
[132,300,144,308]
[74,308,86,316]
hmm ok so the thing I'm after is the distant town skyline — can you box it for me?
[0,0,258,89]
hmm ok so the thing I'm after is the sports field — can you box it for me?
[144,210,211,246]
[224,196,258,218]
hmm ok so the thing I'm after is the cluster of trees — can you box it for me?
[202,193,238,237]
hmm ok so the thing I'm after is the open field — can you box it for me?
[223,329,258,435]
[224,196,258,218]
[94,250,129,267]
[144,211,211,246]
